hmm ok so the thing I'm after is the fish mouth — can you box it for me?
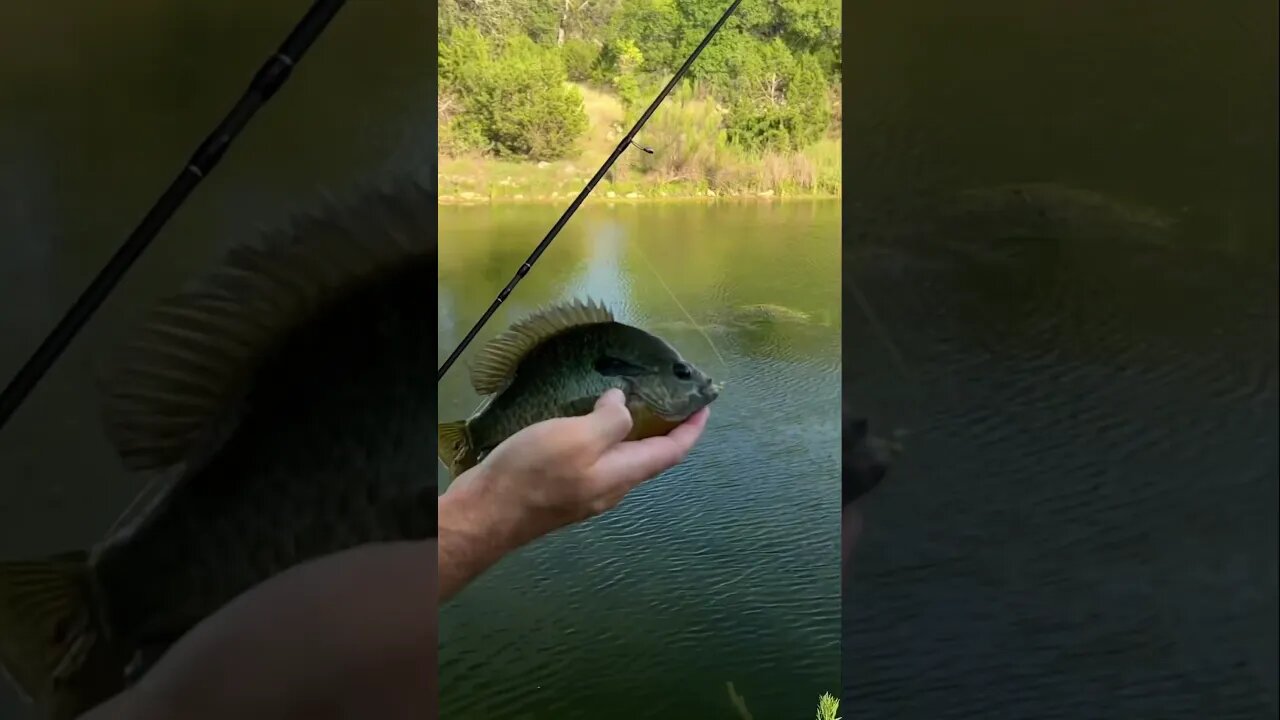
[635,378,722,423]
[696,380,723,407]
[651,386,720,422]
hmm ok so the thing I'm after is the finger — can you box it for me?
[590,407,710,491]
[576,388,634,451]
[663,406,710,449]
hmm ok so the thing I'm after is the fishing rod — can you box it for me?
[0,0,348,432]
[436,0,744,383]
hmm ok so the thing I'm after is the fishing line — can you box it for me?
[847,268,919,460]
[437,0,744,383]
[629,240,730,373]
[0,0,348,432]
[846,273,915,386]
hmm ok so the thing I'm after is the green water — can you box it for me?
[438,201,842,720]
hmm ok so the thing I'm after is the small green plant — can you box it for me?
[816,692,841,720]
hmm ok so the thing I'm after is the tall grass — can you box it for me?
[627,83,840,196]
[438,82,841,203]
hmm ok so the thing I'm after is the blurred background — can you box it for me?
[0,1,429,715]
[842,1,1277,718]
[3,0,1277,718]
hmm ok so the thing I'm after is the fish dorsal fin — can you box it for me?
[100,181,433,472]
[469,298,614,395]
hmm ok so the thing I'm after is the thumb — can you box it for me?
[585,388,634,451]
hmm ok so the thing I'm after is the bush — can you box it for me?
[439,29,588,160]
[561,38,599,82]
[725,48,832,151]
[633,83,727,184]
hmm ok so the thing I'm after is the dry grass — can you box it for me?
[438,83,841,204]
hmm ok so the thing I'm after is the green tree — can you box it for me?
[438,0,842,158]
[724,45,831,151]
[561,37,600,81]
[439,29,588,159]
[438,0,561,44]
[602,37,647,112]
[605,0,683,73]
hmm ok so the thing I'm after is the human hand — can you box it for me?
[447,388,711,552]
[81,541,438,720]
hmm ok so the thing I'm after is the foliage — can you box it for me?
[438,91,841,200]
[722,46,832,151]
[631,83,726,182]
[437,0,561,44]
[561,37,600,82]
[439,28,587,160]
[816,692,841,720]
[437,0,841,188]
[602,37,648,112]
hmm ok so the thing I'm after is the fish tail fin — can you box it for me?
[437,420,478,477]
[0,550,127,719]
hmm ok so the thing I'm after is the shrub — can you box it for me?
[725,48,832,152]
[633,82,728,184]
[561,37,600,82]
[439,29,588,160]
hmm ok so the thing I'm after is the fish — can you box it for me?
[437,299,721,478]
[842,181,1180,250]
[934,182,1179,245]
[726,303,815,325]
[0,180,438,720]
[647,303,827,334]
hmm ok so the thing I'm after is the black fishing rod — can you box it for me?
[0,0,348,431]
[436,0,743,383]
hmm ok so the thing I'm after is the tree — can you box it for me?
[439,29,588,159]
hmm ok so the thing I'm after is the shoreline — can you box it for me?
[438,189,842,206]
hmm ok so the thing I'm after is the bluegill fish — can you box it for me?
[843,181,1179,250]
[0,181,437,719]
[438,300,721,478]
[938,182,1178,244]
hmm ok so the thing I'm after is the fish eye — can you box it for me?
[672,362,692,380]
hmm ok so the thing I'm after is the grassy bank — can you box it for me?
[439,84,841,205]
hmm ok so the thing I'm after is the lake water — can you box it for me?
[842,2,1278,718]
[437,201,843,720]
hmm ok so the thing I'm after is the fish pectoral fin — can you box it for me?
[562,395,603,418]
[0,551,93,703]
[436,421,477,477]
